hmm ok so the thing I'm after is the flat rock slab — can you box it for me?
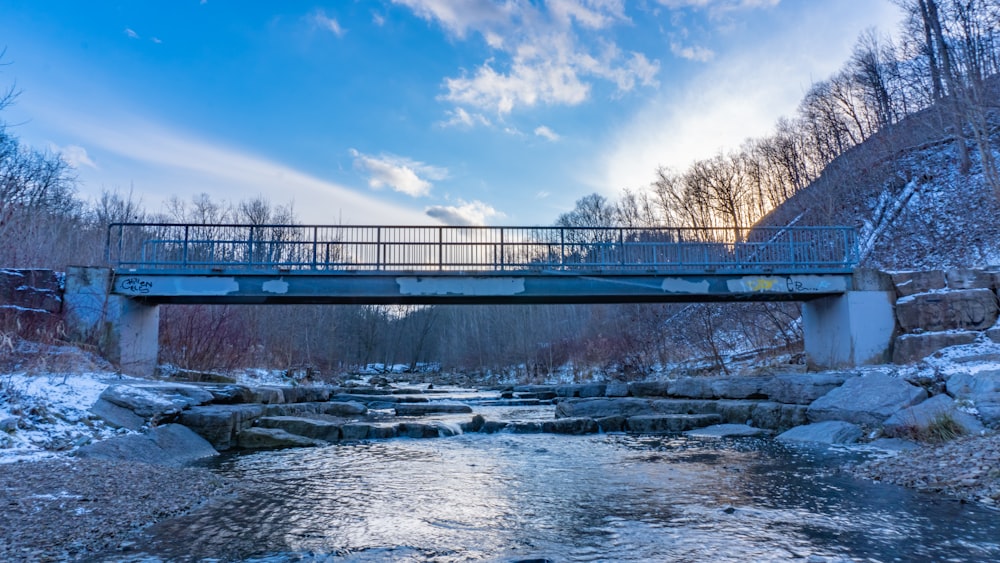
[257,416,343,442]
[394,402,473,416]
[75,424,217,466]
[893,332,980,364]
[890,270,946,297]
[263,401,367,417]
[237,427,326,449]
[625,414,722,434]
[776,421,862,444]
[762,373,854,405]
[807,372,927,426]
[685,424,770,438]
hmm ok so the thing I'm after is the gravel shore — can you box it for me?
[847,432,1000,508]
[0,458,233,562]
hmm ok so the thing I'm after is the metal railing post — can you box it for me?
[499,228,505,271]
[560,228,565,270]
[376,227,382,270]
[247,227,254,267]
[312,226,318,270]
[182,225,189,268]
[438,227,444,270]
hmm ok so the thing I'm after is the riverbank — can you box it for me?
[0,457,234,561]
[847,431,1000,507]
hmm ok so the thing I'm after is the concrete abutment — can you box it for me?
[802,270,897,369]
[64,267,159,376]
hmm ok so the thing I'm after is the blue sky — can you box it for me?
[1,0,901,226]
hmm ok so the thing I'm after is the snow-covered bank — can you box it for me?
[0,370,131,463]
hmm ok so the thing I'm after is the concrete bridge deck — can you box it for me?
[64,223,895,375]
[106,223,859,304]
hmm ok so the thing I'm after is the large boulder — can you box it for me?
[882,394,985,438]
[895,288,998,332]
[91,383,214,428]
[90,399,146,430]
[74,424,217,466]
[893,332,980,364]
[762,372,854,404]
[947,368,1000,426]
[890,270,946,297]
[237,427,326,449]
[806,373,927,426]
[178,404,265,450]
[776,421,863,444]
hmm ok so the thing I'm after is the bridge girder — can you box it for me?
[111,270,851,305]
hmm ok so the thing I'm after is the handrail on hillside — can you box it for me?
[105,223,859,274]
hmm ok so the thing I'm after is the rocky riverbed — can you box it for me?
[0,458,234,562]
[848,432,1000,507]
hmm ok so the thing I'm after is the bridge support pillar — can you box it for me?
[64,267,159,376]
[802,270,896,369]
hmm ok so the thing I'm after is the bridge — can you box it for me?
[64,223,896,374]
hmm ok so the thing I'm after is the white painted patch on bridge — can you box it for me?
[396,277,526,296]
[171,276,240,295]
[262,279,290,294]
[661,278,711,294]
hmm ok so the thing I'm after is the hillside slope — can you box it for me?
[765,82,1000,270]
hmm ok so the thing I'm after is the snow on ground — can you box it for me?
[0,370,131,464]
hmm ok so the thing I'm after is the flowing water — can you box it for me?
[109,404,1000,563]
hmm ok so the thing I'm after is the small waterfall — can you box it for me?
[434,420,464,437]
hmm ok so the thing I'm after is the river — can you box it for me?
[110,402,1000,562]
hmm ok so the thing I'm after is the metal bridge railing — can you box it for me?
[105,223,859,274]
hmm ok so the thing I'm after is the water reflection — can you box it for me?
[114,433,1000,562]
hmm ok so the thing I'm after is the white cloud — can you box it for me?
[350,149,447,198]
[151,37,163,44]
[670,41,714,62]
[534,125,560,141]
[425,199,503,226]
[596,0,902,195]
[312,10,345,37]
[440,107,491,128]
[396,0,658,116]
[51,144,98,169]
[125,28,139,39]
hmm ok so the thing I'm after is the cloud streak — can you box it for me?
[33,108,432,225]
